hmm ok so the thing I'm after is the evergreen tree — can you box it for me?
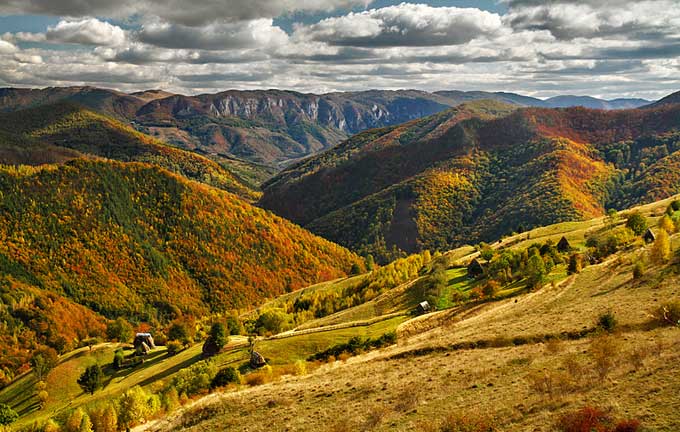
[77,364,103,395]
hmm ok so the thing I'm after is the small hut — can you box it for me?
[250,351,266,369]
[132,333,156,355]
[133,333,155,356]
[417,301,431,315]
[467,258,485,278]
[644,228,656,243]
[557,236,572,252]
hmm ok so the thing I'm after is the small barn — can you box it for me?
[250,351,267,369]
[133,333,155,356]
[417,301,431,315]
[557,236,572,252]
[644,228,656,243]
[467,258,485,278]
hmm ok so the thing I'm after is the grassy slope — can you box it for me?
[4,195,680,431]
[148,195,680,432]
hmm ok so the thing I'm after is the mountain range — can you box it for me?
[0,87,653,169]
[261,96,680,262]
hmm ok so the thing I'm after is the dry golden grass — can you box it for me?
[144,232,680,432]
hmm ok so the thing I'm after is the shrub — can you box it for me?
[171,360,217,396]
[244,365,273,386]
[625,212,648,236]
[567,253,583,274]
[632,261,645,279]
[659,214,675,233]
[597,311,618,333]
[161,386,180,412]
[482,280,500,298]
[653,301,680,327]
[167,322,191,344]
[589,336,622,379]
[0,403,18,425]
[210,367,241,389]
[166,340,183,355]
[439,411,496,432]
[556,406,610,432]
[555,406,640,432]
[113,349,125,369]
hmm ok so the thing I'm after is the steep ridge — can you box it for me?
[0,103,259,200]
[0,159,363,376]
[261,101,680,262]
[0,87,655,168]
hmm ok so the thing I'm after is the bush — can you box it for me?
[632,261,645,279]
[0,403,18,425]
[589,336,622,379]
[244,365,273,386]
[597,311,618,333]
[166,340,183,355]
[556,406,641,432]
[210,367,241,389]
[567,253,583,274]
[113,349,125,369]
[654,301,680,327]
[625,212,648,236]
[170,360,217,396]
[439,411,496,432]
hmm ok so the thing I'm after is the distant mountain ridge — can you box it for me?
[0,86,655,169]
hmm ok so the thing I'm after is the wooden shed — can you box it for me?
[250,351,267,369]
[467,258,485,278]
[417,301,431,315]
[133,333,155,356]
[557,236,572,252]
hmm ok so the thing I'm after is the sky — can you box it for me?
[0,0,679,99]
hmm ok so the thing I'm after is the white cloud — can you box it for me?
[46,18,128,46]
[137,18,288,50]
[505,1,680,40]
[294,3,504,47]
[0,0,373,26]
[0,40,18,54]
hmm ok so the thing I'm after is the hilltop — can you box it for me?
[0,159,363,381]
[0,103,260,200]
[261,100,680,262]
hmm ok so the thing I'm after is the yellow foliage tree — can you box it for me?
[651,229,672,264]
[659,215,675,234]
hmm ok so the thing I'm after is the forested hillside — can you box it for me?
[0,160,362,380]
[261,101,680,262]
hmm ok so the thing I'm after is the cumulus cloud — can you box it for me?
[1,1,679,99]
[0,0,374,25]
[46,18,128,46]
[504,0,680,40]
[0,40,18,54]
[137,18,287,50]
[294,3,504,47]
